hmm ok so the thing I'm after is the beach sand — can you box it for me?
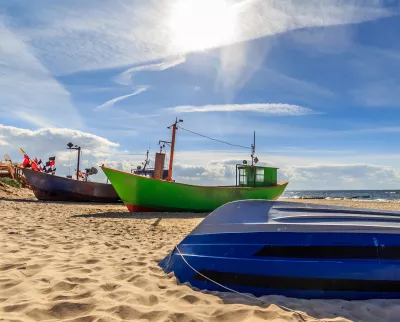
[2,187,400,322]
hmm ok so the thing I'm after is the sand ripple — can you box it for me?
[3,190,400,321]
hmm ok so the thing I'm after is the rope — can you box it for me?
[174,245,319,321]
[89,150,146,156]
[178,126,251,150]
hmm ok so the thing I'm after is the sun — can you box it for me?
[168,0,236,52]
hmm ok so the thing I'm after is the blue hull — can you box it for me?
[160,200,400,299]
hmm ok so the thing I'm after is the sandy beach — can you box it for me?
[2,186,400,321]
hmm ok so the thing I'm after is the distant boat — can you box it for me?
[21,144,168,203]
[101,118,288,212]
[22,168,120,203]
[160,200,400,300]
[20,142,121,203]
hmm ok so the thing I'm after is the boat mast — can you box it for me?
[251,131,255,166]
[67,142,81,180]
[162,118,183,181]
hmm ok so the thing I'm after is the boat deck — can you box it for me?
[162,200,400,299]
[191,200,400,235]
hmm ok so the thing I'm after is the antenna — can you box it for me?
[251,131,255,166]
[67,142,81,180]
[143,150,149,171]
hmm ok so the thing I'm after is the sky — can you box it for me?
[1,0,400,190]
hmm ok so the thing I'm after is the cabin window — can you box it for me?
[256,168,264,183]
[239,168,247,186]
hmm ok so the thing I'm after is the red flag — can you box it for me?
[49,156,55,167]
[22,155,31,168]
[31,162,39,171]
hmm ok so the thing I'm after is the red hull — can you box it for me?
[126,204,157,212]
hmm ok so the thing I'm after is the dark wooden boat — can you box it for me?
[20,142,121,203]
[22,168,120,203]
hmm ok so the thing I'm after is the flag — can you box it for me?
[31,162,39,171]
[20,148,33,168]
[22,155,31,168]
[37,159,43,171]
[49,156,55,167]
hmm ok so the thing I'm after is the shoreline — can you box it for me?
[282,197,400,211]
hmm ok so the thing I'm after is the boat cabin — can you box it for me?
[236,164,278,187]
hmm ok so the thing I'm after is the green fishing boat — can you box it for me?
[101,119,288,212]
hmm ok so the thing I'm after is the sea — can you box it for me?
[281,190,400,202]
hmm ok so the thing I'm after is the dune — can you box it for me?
[2,190,400,321]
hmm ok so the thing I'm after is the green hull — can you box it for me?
[101,166,288,212]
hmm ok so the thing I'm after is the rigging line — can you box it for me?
[174,245,315,322]
[178,126,251,150]
[68,149,72,176]
[88,150,146,156]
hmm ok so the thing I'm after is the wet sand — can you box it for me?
[2,186,400,322]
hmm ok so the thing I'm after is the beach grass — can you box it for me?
[0,177,20,188]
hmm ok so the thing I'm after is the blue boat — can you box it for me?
[160,200,400,300]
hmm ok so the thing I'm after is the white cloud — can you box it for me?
[167,103,315,115]
[114,56,186,85]
[173,161,238,185]
[0,21,82,128]
[3,125,400,190]
[215,0,394,98]
[3,0,393,75]
[173,158,278,185]
[282,164,400,190]
[0,124,145,182]
[174,158,400,190]
[95,86,149,110]
[168,149,400,189]
[0,0,394,113]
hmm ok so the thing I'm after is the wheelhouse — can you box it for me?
[236,164,278,187]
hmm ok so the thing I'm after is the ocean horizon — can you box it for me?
[282,189,400,201]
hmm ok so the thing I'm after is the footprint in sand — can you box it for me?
[100,283,121,292]
[27,302,94,320]
[52,291,93,301]
[41,281,78,294]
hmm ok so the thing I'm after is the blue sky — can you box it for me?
[1,0,400,189]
